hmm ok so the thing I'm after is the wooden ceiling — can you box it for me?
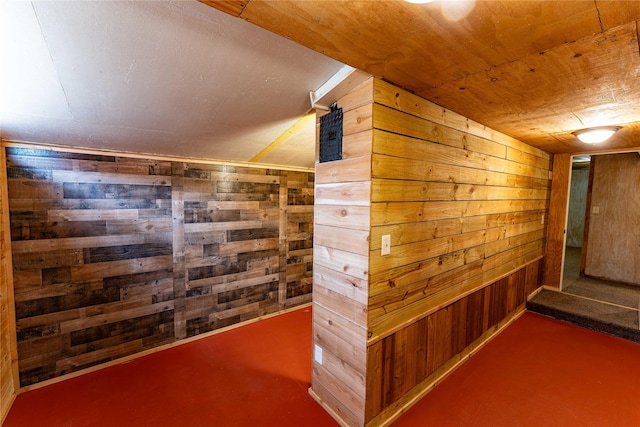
[202,0,640,154]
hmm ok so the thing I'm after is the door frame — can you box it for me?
[544,148,640,289]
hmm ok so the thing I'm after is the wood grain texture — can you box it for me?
[5,146,314,387]
[584,153,640,284]
[1,146,18,423]
[212,1,640,155]
[312,79,374,427]
[368,80,551,336]
[365,261,542,422]
[310,78,549,427]
[199,0,247,17]
[544,153,571,289]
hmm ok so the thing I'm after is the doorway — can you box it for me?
[561,153,640,309]
[562,155,590,289]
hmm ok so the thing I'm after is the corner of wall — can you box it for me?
[1,141,19,423]
[312,77,552,427]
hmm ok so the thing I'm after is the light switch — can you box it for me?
[314,344,323,365]
[592,206,600,214]
[381,235,391,256]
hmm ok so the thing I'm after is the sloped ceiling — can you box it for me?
[204,0,640,154]
[0,1,348,168]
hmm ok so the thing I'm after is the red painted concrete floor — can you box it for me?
[5,309,640,427]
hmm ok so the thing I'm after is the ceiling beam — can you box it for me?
[199,1,248,17]
[249,112,316,163]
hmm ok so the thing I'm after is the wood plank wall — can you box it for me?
[1,146,18,423]
[584,153,640,284]
[5,146,314,387]
[311,79,374,427]
[365,79,552,424]
[312,77,552,427]
[367,78,551,340]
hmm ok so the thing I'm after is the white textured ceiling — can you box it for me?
[0,1,347,168]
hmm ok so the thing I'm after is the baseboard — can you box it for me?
[365,305,527,427]
[1,391,17,425]
[309,387,354,427]
[527,285,549,300]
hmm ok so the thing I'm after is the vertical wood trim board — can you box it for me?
[284,171,315,308]
[0,145,18,423]
[544,153,571,288]
[5,145,314,387]
[579,159,596,275]
[172,162,187,340]
[311,77,551,427]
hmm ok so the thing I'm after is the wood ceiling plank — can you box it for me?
[201,0,640,154]
[415,1,604,85]
[237,1,606,90]
[522,122,640,154]
[595,0,640,29]
[556,123,640,154]
[417,22,640,149]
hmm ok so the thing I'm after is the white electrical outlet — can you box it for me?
[381,234,391,256]
[314,344,323,365]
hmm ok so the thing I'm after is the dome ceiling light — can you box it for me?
[572,126,621,144]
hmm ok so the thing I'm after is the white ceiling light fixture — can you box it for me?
[404,0,435,4]
[572,126,621,144]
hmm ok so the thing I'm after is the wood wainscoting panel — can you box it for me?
[365,260,542,425]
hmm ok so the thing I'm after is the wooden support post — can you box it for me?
[544,153,571,288]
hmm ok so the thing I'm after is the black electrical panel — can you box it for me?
[319,103,343,163]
